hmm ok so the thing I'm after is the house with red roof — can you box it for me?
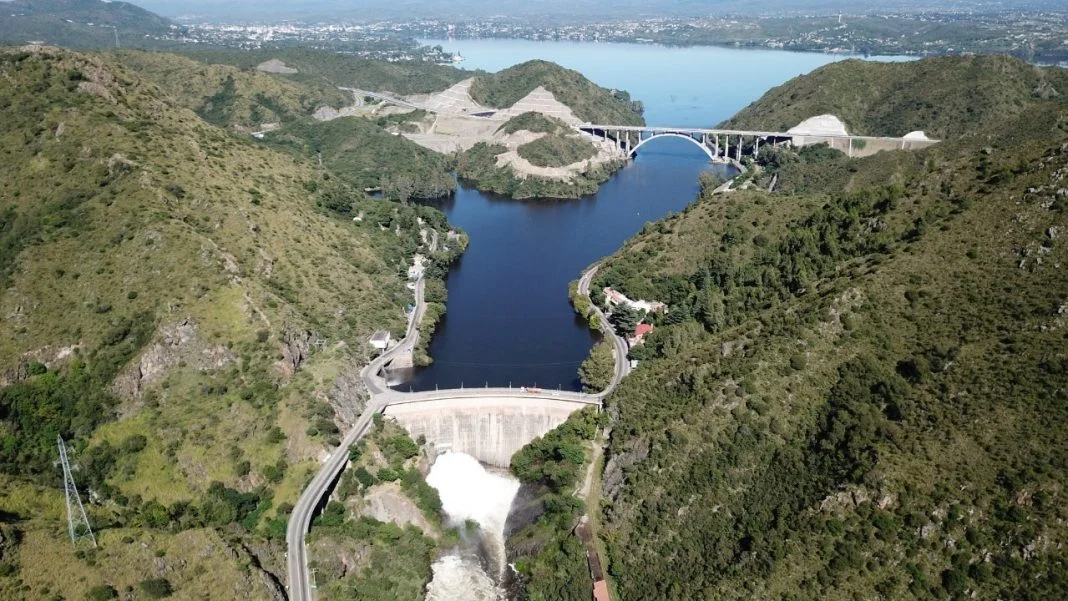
[630,323,655,346]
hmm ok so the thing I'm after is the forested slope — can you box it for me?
[722,55,1067,139]
[0,46,451,599]
[0,0,179,49]
[470,60,645,126]
[583,56,1068,601]
[111,49,457,199]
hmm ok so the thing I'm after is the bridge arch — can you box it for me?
[629,132,715,161]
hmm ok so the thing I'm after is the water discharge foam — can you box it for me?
[425,451,520,601]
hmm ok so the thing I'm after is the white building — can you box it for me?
[369,330,391,351]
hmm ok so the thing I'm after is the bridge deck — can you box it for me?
[579,123,939,144]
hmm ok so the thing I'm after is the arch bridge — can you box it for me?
[576,124,939,161]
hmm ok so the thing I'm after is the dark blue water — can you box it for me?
[403,140,723,391]
[397,41,913,391]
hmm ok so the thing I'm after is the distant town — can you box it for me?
[155,11,1068,65]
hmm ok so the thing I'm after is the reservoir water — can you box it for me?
[399,39,909,391]
[399,39,912,598]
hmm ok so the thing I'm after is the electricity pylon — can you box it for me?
[57,435,96,548]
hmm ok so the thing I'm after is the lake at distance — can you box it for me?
[398,39,909,391]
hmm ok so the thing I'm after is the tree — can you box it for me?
[578,341,614,393]
[609,305,642,337]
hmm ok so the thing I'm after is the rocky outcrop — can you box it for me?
[112,317,234,400]
[356,482,437,534]
[278,325,315,379]
[325,364,368,426]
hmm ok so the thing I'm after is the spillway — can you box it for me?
[425,451,520,601]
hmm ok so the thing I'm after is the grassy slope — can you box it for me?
[112,49,456,199]
[0,46,443,599]
[721,55,1066,139]
[110,49,350,129]
[585,56,1068,601]
[469,60,645,126]
[262,117,456,199]
[0,0,178,49]
[179,47,473,96]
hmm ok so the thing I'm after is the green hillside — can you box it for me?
[110,49,350,130]
[0,0,180,49]
[0,46,451,600]
[509,56,1068,601]
[591,56,1068,601]
[180,47,474,96]
[722,55,1067,139]
[261,117,456,200]
[110,50,456,200]
[470,60,645,125]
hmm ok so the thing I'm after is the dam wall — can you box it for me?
[383,396,585,467]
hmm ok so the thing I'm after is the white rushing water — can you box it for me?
[425,451,520,601]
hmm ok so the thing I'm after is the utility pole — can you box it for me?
[113,26,120,49]
[57,435,97,548]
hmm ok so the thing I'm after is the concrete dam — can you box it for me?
[383,395,589,467]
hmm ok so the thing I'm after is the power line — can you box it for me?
[57,435,96,548]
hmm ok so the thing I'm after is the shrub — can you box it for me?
[87,585,118,601]
[138,578,173,598]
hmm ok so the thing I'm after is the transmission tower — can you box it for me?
[57,435,96,548]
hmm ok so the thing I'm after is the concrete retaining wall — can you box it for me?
[383,396,584,467]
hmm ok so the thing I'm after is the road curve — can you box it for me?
[287,276,426,601]
[287,264,628,601]
[578,263,631,396]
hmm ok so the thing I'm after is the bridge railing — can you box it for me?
[577,123,939,144]
[382,387,601,406]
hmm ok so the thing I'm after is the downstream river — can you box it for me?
[399,39,909,391]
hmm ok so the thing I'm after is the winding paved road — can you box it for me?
[578,264,631,395]
[285,264,627,601]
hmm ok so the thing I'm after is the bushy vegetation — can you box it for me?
[312,420,443,601]
[311,512,437,601]
[589,55,1068,601]
[263,117,455,200]
[180,47,473,96]
[457,142,624,200]
[517,134,597,168]
[0,0,179,49]
[0,46,456,599]
[498,111,564,135]
[508,408,602,601]
[114,50,455,199]
[578,341,614,393]
[111,49,349,129]
[470,60,644,126]
[721,55,1068,139]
